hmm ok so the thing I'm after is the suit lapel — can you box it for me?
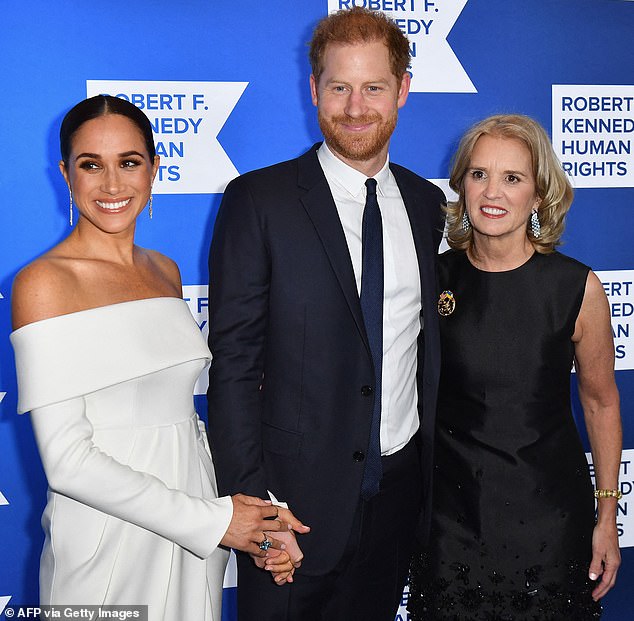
[296,149,439,350]
[297,145,370,350]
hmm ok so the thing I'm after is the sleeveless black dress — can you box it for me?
[408,250,601,620]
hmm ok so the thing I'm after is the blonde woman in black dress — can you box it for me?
[408,114,621,620]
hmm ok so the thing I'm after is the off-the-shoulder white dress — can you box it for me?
[11,297,232,620]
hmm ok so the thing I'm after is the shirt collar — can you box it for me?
[318,142,391,198]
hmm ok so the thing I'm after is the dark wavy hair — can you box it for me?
[60,95,156,164]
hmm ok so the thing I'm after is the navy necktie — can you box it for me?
[360,178,383,500]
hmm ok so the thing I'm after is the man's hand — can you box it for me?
[265,528,304,568]
[248,505,311,584]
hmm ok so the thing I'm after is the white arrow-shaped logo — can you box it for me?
[327,0,475,93]
[0,392,9,506]
[87,80,248,195]
[0,596,12,615]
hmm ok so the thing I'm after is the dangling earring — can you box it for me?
[69,188,73,226]
[148,194,153,220]
[530,209,541,238]
[462,211,471,232]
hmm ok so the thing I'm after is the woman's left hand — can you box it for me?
[589,519,621,600]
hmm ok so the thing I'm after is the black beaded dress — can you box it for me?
[408,250,601,621]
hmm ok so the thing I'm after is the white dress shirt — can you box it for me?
[317,143,422,456]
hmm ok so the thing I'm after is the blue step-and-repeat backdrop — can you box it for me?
[0,1,632,619]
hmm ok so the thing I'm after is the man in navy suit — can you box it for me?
[208,7,445,620]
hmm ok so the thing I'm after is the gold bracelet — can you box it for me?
[594,488,623,500]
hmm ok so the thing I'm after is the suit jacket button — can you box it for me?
[353,451,365,462]
[361,385,373,396]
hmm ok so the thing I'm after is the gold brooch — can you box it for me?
[438,290,456,316]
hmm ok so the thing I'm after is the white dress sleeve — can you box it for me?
[30,395,233,559]
[11,298,235,561]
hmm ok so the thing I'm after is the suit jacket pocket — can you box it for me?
[262,422,303,459]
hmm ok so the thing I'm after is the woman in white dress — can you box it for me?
[10,95,308,619]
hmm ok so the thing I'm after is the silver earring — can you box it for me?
[69,189,73,226]
[149,195,153,220]
[530,209,541,238]
[462,211,471,232]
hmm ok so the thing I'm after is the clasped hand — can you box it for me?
[221,494,310,585]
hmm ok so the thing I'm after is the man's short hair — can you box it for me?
[309,7,411,82]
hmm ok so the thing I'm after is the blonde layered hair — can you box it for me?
[446,114,573,254]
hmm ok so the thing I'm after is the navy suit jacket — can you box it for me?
[208,143,445,574]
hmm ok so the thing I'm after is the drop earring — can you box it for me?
[530,209,541,238]
[69,188,73,226]
[148,194,153,220]
[462,211,471,232]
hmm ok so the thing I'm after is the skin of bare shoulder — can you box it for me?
[11,254,82,330]
[572,270,610,345]
[12,247,183,332]
[139,247,183,294]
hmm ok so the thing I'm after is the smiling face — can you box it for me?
[60,113,158,236]
[464,134,541,248]
[310,40,409,175]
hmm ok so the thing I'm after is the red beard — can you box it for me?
[318,109,397,163]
